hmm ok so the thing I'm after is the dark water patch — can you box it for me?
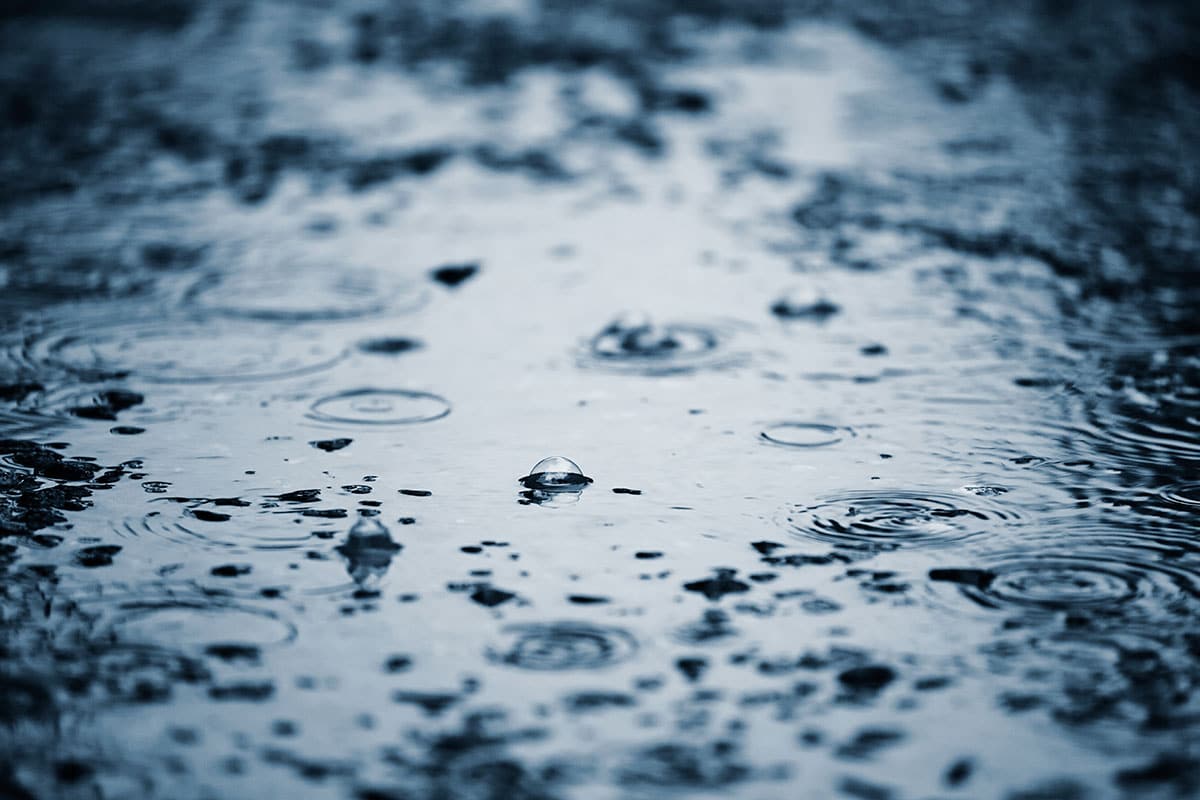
[616,741,756,790]
[761,422,852,448]
[208,681,275,702]
[471,586,517,608]
[770,288,840,321]
[683,569,751,601]
[673,609,738,645]
[308,389,451,426]
[486,622,637,671]
[357,337,422,356]
[579,314,745,375]
[310,437,352,452]
[74,544,121,568]
[778,489,1015,550]
[563,690,636,713]
[834,727,905,760]
[347,147,455,191]
[430,262,479,288]
[185,266,425,321]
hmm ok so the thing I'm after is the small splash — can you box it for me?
[579,313,744,375]
[486,622,637,670]
[760,422,851,448]
[307,388,451,426]
[778,489,1015,550]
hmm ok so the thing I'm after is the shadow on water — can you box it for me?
[0,1,1198,798]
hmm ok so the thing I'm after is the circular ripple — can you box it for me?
[760,422,851,448]
[116,492,346,551]
[486,622,638,671]
[1161,482,1200,509]
[108,601,295,648]
[184,267,426,322]
[578,314,745,375]
[778,489,1015,550]
[22,320,346,384]
[307,388,451,426]
[929,547,1200,617]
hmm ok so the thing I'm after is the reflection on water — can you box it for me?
[0,1,1198,798]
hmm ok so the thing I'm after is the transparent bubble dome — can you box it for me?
[520,456,593,491]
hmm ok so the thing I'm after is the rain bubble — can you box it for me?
[518,456,593,506]
[520,456,593,490]
[336,513,402,589]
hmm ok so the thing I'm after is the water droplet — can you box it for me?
[308,388,451,426]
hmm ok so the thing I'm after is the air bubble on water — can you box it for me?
[337,512,402,588]
[520,456,593,491]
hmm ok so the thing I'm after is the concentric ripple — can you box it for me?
[760,422,852,448]
[486,622,638,671]
[778,489,1015,550]
[184,266,426,321]
[929,547,1200,617]
[307,388,451,426]
[578,314,745,375]
[116,492,346,550]
[18,319,346,384]
[107,600,295,648]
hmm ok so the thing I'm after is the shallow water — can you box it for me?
[1,2,1198,798]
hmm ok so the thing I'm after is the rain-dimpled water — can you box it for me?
[1,2,1198,798]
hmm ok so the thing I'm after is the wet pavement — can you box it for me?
[1,2,1198,798]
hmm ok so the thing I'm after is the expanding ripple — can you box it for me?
[307,388,451,426]
[14,318,346,384]
[578,314,746,375]
[184,267,426,321]
[760,421,853,448]
[106,600,296,649]
[929,546,1200,617]
[777,489,1016,550]
[116,492,346,550]
[486,622,638,670]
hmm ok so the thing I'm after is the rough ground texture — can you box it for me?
[1,2,1198,798]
